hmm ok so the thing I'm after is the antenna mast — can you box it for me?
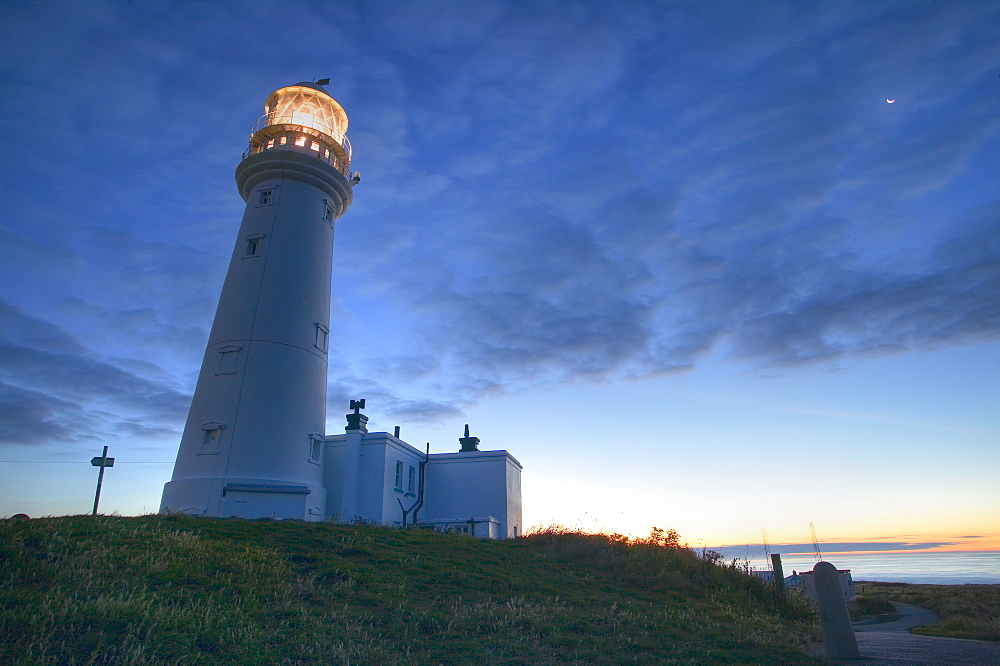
[809,521,823,561]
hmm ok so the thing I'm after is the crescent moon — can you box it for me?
[887,99,896,103]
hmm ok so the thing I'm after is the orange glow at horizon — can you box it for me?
[708,535,1000,554]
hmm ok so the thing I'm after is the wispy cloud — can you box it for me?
[0,300,188,447]
[1,0,997,439]
[713,541,960,556]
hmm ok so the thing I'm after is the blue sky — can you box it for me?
[1,0,998,558]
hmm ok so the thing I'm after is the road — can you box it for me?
[824,601,1000,665]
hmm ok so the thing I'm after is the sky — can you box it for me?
[1,0,998,563]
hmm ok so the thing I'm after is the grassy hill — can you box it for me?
[0,516,819,664]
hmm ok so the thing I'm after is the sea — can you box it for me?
[748,551,1000,585]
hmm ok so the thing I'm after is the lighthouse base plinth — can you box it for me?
[160,477,326,522]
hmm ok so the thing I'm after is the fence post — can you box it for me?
[771,553,785,590]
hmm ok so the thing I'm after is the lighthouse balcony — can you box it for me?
[244,117,352,177]
[243,132,352,177]
[249,112,352,156]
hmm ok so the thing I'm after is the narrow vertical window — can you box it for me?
[394,461,403,490]
[314,323,329,353]
[309,435,323,463]
[407,466,416,493]
[245,236,262,257]
[279,136,287,145]
[258,188,274,205]
[216,346,241,375]
[322,200,334,224]
[265,138,275,149]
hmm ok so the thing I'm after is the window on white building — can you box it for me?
[323,200,334,224]
[202,428,219,450]
[407,466,416,493]
[258,188,275,205]
[245,235,263,257]
[200,423,223,452]
[309,435,323,463]
[314,323,329,353]
[394,461,403,490]
[295,136,307,147]
[216,346,241,375]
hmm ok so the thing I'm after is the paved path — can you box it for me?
[852,601,940,633]
[823,602,1000,665]
[845,632,1000,665]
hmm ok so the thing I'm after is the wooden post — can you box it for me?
[91,446,114,516]
[771,553,785,590]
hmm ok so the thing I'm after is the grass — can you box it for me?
[847,588,896,619]
[853,581,1000,641]
[0,516,820,664]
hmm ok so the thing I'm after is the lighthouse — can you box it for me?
[160,82,522,535]
[160,81,356,521]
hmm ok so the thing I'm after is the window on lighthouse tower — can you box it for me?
[245,235,263,257]
[216,346,241,375]
[309,435,323,464]
[200,423,223,453]
[314,323,329,353]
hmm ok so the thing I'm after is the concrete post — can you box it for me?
[771,553,785,591]
[814,561,859,659]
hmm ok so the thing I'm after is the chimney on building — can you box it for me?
[458,424,480,452]
[346,398,368,432]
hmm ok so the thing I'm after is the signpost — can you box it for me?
[91,446,114,516]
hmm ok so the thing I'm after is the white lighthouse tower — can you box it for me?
[160,81,356,521]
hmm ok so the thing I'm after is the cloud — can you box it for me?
[2,0,997,439]
[337,179,998,404]
[303,1,999,413]
[713,541,959,557]
[728,206,1000,364]
[0,382,83,446]
[326,379,463,427]
[0,300,188,447]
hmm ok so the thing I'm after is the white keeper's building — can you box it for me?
[159,81,522,537]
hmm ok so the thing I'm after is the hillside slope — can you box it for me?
[1,516,818,664]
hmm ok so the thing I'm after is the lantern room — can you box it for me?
[244,82,353,176]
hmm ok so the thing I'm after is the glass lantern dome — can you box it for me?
[244,82,353,176]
